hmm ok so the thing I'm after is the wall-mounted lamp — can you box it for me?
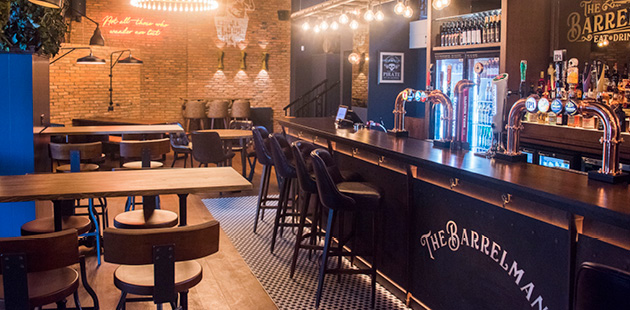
[109,50,143,111]
[218,51,225,70]
[261,52,269,71]
[240,51,247,70]
[348,52,361,65]
[50,47,106,65]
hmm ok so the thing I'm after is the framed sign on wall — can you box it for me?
[379,52,404,84]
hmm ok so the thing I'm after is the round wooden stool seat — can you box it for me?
[113,210,178,229]
[113,261,202,296]
[122,161,164,169]
[21,216,92,236]
[56,163,100,173]
[0,267,79,307]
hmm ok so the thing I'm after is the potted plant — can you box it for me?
[0,0,67,56]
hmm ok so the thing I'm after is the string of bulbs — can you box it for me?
[301,0,414,33]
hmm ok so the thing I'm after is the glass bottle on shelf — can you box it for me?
[495,14,501,43]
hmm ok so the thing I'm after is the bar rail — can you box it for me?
[279,117,630,229]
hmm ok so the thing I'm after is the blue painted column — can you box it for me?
[0,53,36,237]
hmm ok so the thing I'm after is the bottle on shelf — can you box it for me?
[483,16,489,44]
[495,13,501,43]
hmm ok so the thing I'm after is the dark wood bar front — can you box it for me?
[279,117,630,310]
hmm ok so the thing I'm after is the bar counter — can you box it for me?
[279,117,630,310]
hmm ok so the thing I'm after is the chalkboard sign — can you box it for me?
[379,52,404,84]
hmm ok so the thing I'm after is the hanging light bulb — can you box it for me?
[302,21,311,31]
[314,25,321,33]
[364,9,375,22]
[394,0,405,15]
[331,21,339,30]
[403,3,414,18]
[375,6,385,21]
[432,0,450,10]
[320,19,329,31]
[339,11,350,24]
[349,19,359,30]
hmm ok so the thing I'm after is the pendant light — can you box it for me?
[339,10,350,24]
[403,1,414,18]
[364,1,374,22]
[349,19,359,30]
[320,19,329,31]
[302,20,311,31]
[50,47,106,65]
[330,21,339,30]
[432,0,451,10]
[394,0,405,15]
[375,4,385,21]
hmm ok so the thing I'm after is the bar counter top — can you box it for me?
[279,117,630,229]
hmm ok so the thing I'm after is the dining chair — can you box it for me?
[229,120,257,180]
[119,138,170,169]
[0,229,99,310]
[574,262,630,310]
[191,131,235,167]
[104,221,220,310]
[24,142,106,265]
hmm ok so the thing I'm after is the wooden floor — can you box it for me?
[69,151,280,309]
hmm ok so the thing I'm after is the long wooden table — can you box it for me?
[36,124,184,135]
[0,167,252,230]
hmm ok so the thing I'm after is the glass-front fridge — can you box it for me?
[432,50,500,153]
[433,53,464,141]
[466,51,500,153]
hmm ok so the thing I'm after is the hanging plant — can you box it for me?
[0,0,67,56]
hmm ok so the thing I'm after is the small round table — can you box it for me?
[197,129,253,178]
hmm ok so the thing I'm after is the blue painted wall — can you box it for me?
[0,53,36,237]
[367,2,426,128]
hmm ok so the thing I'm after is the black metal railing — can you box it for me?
[284,80,340,117]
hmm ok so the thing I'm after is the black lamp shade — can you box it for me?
[118,55,143,64]
[28,0,63,8]
[77,54,106,64]
[90,27,105,46]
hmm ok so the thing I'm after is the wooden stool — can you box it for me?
[182,99,207,132]
[207,100,229,129]
[21,216,91,236]
[230,99,251,121]
[113,209,179,229]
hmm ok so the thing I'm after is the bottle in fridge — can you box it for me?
[465,51,500,153]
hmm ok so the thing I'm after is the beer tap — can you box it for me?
[390,88,428,137]
[494,95,538,162]
[428,90,454,148]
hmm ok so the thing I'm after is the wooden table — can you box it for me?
[198,129,253,178]
[0,167,252,231]
[36,124,185,136]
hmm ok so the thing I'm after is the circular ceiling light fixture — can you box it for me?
[131,0,219,12]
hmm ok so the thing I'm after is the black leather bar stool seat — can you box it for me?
[311,148,381,308]
[252,126,280,233]
[268,134,299,253]
[575,262,630,310]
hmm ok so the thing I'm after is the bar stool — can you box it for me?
[231,99,251,121]
[574,262,630,309]
[268,134,298,253]
[115,138,179,229]
[183,99,207,132]
[207,99,230,129]
[311,148,382,308]
[230,120,257,180]
[289,141,323,278]
[252,126,278,233]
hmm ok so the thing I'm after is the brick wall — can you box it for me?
[50,0,291,130]
[351,26,369,107]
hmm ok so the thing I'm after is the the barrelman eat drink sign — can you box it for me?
[567,0,630,43]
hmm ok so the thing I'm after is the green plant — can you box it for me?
[0,0,67,56]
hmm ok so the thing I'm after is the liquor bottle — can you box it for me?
[481,16,488,43]
[440,24,445,46]
[476,18,482,44]
[447,22,453,46]
[495,14,501,43]
[537,71,546,96]
[459,21,465,46]
[467,20,473,45]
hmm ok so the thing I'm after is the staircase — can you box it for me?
[284,79,340,117]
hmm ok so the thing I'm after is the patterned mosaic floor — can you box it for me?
[203,195,408,310]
